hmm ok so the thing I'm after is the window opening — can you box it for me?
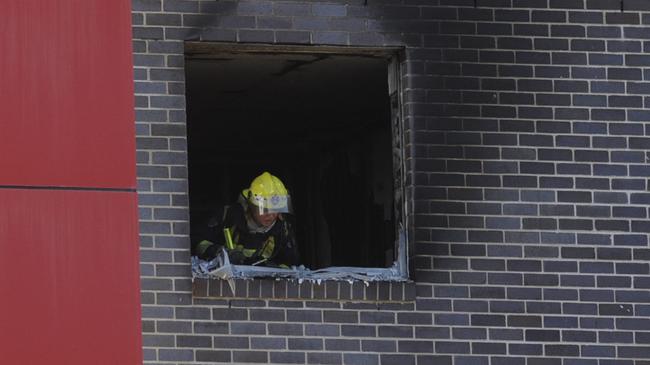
[185,44,408,283]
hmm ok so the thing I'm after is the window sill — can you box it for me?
[193,278,416,303]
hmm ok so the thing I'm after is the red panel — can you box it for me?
[0,1,136,189]
[0,189,141,365]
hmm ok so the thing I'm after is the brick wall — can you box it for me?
[134,0,650,364]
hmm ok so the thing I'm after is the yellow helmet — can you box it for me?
[243,172,292,214]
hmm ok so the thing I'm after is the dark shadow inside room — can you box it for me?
[185,50,396,270]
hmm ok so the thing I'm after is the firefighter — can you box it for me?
[195,172,300,268]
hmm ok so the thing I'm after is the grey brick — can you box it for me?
[313,31,348,45]
[158,349,193,361]
[326,339,359,352]
[312,4,346,17]
[273,2,310,16]
[201,28,237,42]
[142,333,174,347]
[150,95,185,108]
[269,323,303,336]
[526,330,561,342]
[196,350,231,362]
[231,322,266,335]
[250,309,285,322]
[306,352,341,365]
[177,335,211,348]
[472,314,506,327]
[133,0,161,11]
[257,16,293,30]
[286,309,321,323]
[162,0,198,12]
[343,353,378,365]
[236,1,272,16]
[362,339,396,352]
[194,321,228,334]
[323,310,357,323]
[490,328,523,341]
[146,14,181,26]
[379,354,416,365]
[288,338,323,351]
[213,336,250,349]
[238,29,274,43]
[378,325,414,338]
[339,325,374,337]
[435,341,471,353]
[293,16,329,31]
[233,351,269,363]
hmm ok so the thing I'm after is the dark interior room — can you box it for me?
[185,51,396,269]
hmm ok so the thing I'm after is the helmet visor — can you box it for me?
[250,194,293,215]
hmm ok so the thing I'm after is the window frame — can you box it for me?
[185,42,410,283]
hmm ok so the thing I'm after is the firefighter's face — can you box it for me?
[251,208,279,228]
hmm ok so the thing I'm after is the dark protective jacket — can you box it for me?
[198,198,300,267]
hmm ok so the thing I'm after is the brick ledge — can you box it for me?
[193,278,415,303]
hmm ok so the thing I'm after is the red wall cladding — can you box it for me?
[0,1,136,189]
[0,1,141,364]
[0,190,142,364]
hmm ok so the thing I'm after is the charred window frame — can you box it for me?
[185,43,409,282]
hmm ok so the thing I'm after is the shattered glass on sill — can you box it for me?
[192,245,407,293]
